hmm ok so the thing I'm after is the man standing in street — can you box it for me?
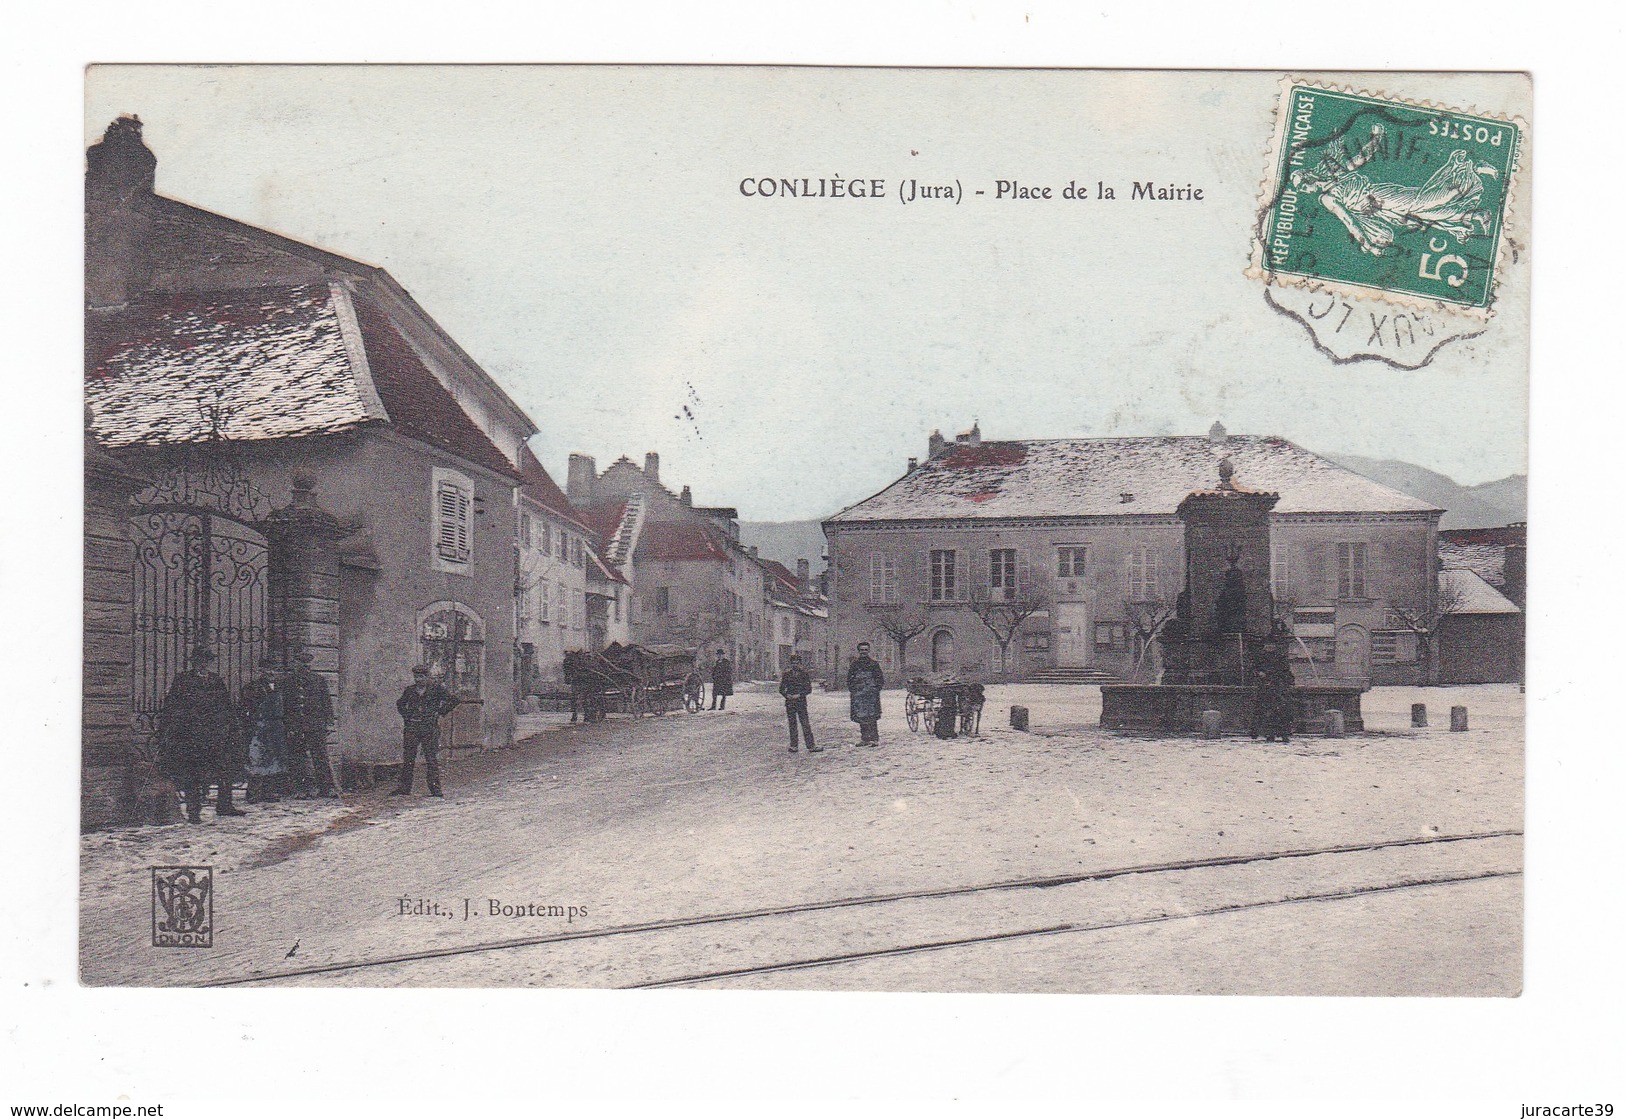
[393,664,458,797]
[847,641,885,747]
[709,648,734,711]
[287,650,337,798]
[778,652,822,754]
[158,647,246,823]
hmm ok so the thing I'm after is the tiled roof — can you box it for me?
[758,558,802,593]
[826,436,1441,523]
[573,501,629,552]
[1441,568,1520,615]
[1438,541,1507,588]
[350,295,518,478]
[640,521,731,562]
[86,284,373,446]
[86,282,520,479]
[518,446,590,531]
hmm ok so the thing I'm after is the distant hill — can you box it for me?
[1320,454,1526,529]
[738,520,831,572]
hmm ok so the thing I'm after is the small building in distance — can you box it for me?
[514,446,603,694]
[760,557,835,679]
[1437,523,1526,684]
[822,422,1444,686]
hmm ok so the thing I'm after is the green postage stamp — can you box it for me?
[1251,81,1524,312]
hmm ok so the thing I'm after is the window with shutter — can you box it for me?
[1127,548,1158,599]
[930,549,958,601]
[431,469,474,571]
[868,553,898,604]
[1337,542,1368,600]
[989,549,1016,599]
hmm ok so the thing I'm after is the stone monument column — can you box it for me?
[1175,458,1279,640]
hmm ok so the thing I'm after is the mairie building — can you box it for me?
[822,423,1444,687]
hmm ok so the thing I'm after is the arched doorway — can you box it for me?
[931,628,956,673]
[1335,623,1370,680]
[420,602,485,748]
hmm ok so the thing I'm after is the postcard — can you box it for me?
[81,65,1528,993]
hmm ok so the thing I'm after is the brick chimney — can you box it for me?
[907,456,918,472]
[680,484,692,506]
[85,116,158,309]
[644,452,660,483]
[566,453,597,504]
[928,430,946,459]
[796,558,810,588]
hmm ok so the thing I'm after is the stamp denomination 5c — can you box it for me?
[1251,80,1524,314]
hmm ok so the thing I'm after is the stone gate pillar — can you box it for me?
[264,469,347,748]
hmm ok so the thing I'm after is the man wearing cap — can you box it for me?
[777,652,822,754]
[158,647,246,823]
[708,649,734,711]
[286,650,337,798]
[393,665,458,797]
[847,642,885,747]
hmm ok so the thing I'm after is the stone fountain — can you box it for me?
[1099,459,1365,734]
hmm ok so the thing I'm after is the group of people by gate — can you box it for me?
[156,647,334,823]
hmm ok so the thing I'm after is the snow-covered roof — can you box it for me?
[87,283,375,445]
[1441,568,1521,615]
[86,282,519,477]
[826,436,1441,523]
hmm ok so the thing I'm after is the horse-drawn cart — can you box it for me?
[562,642,696,719]
[904,678,986,737]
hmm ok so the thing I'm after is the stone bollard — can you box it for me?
[1411,703,1428,728]
[1200,709,1223,739]
[1450,705,1469,732]
[1010,705,1030,732]
[1324,710,1346,738]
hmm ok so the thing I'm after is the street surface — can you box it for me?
[80,683,1523,993]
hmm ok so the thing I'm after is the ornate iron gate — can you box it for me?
[131,509,270,725]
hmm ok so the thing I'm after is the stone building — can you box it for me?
[1436,523,1526,684]
[514,447,601,693]
[83,117,536,822]
[823,423,1444,686]
[760,558,834,679]
[567,452,771,677]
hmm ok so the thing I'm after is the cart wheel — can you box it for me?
[906,708,919,732]
[923,707,937,735]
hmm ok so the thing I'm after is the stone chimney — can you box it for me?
[680,484,692,506]
[1208,420,1228,443]
[928,430,946,459]
[644,452,660,483]
[967,421,982,446]
[85,116,158,309]
[796,558,810,587]
[907,456,918,473]
[1502,529,1526,608]
[748,545,759,559]
[566,453,597,504]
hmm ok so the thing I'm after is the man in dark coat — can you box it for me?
[778,653,821,753]
[709,649,734,710]
[159,647,245,823]
[286,650,337,798]
[392,664,458,797]
[1249,631,1297,744]
[847,642,885,747]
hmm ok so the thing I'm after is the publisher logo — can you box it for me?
[151,866,213,948]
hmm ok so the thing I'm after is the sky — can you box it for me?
[85,66,1531,520]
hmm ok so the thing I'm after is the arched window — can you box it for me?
[419,602,485,698]
[931,628,956,673]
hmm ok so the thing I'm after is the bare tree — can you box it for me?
[1388,568,1467,685]
[969,585,1050,677]
[1123,592,1180,681]
[871,605,929,673]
